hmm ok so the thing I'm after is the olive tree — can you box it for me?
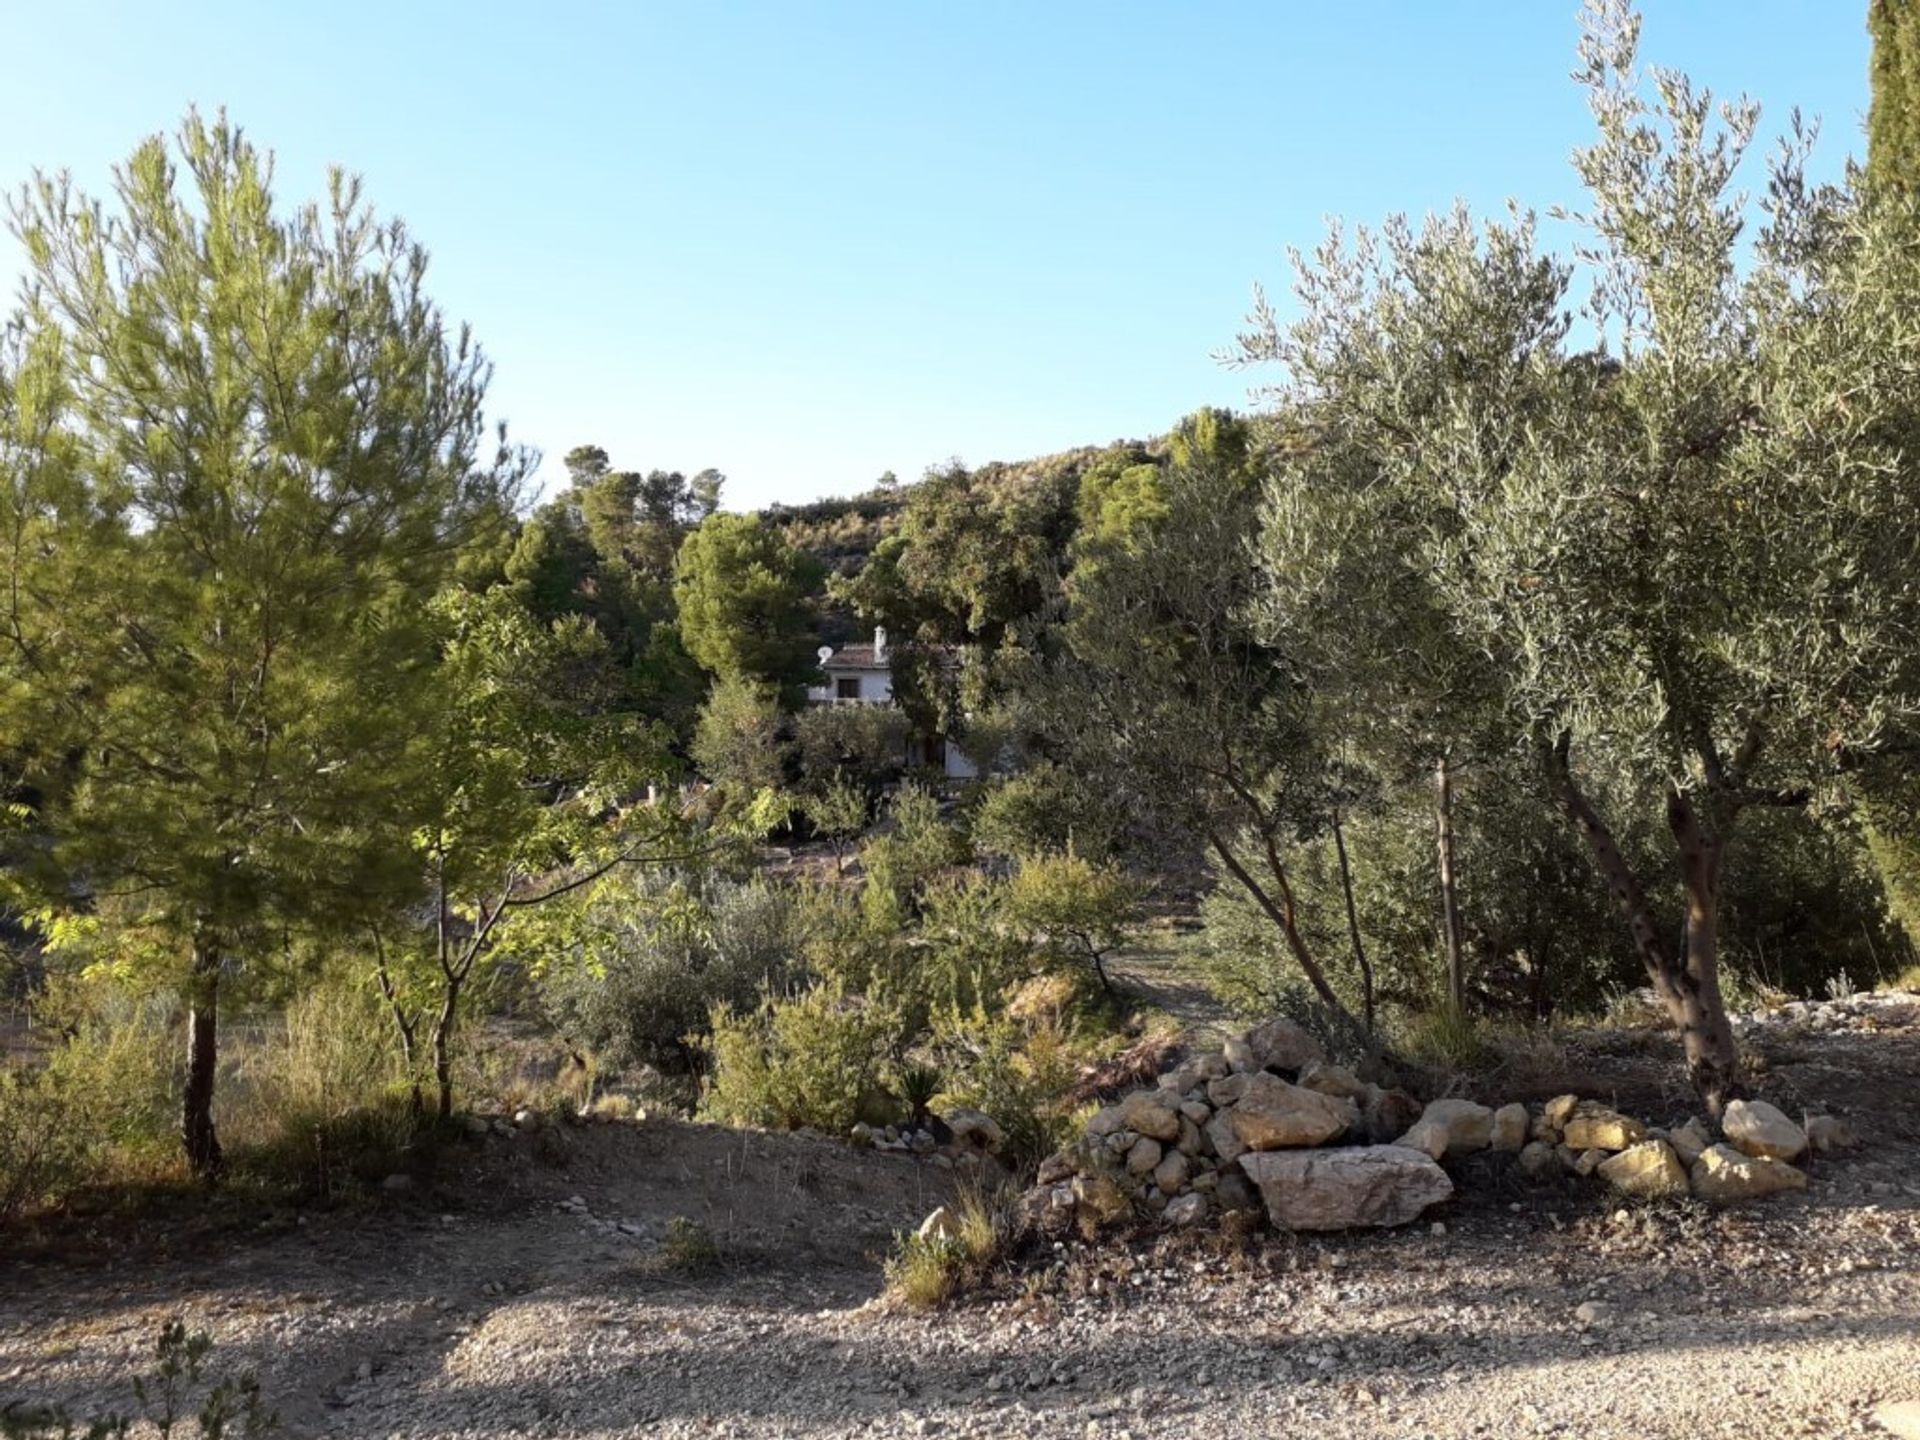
[1234,0,1920,1112]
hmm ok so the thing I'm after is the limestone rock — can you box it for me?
[1206,1110,1247,1167]
[1543,1094,1580,1128]
[1178,1099,1212,1125]
[1206,1072,1252,1109]
[1297,1061,1366,1100]
[1120,1090,1184,1143]
[1238,1145,1454,1231]
[1036,1151,1075,1185]
[1125,1136,1164,1177]
[1667,1117,1712,1167]
[1086,1105,1127,1138]
[1359,1086,1423,1144]
[1690,1143,1808,1203]
[1489,1103,1529,1152]
[1152,1151,1190,1194]
[1721,1099,1807,1162]
[1408,1098,1494,1157]
[1393,1121,1449,1162]
[1164,1192,1209,1228]
[1227,1072,1357,1151]
[1805,1114,1855,1154]
[1517,1140,1559,1179]
[1872,1400,1920,1440]
[945,1108,1004,1152]
[1563,1104,1647,1153]
[1596,1139,1690,1199]
[1573,1147,1608,1177]
[1071,1173,1133,1225]
[1247,1017,1326,1072]
[1176,1115,1205,1157]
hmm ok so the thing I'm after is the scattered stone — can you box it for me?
[945,1108,1004,1152]
[1543,1094,1580,1128]
[1086,1105,1128,1138]
[1178,1099,1212,1125]
[1176,1115,1205,1156]
[1164,1192,1209,1228]
[1574,1300,1616,1327]
[1393,1121,1448,1162]
[1597,1139,1690,1199]
[1489,1103,1528,1152]
[1690,1143,1808,1203]
[1206,1110,1247,1167]
[1721,1099,1807,1162]
[513,1108,541,1131]
[849,1122,875,1148]
[1205,1072,1252,1109]
[1227,1072,1357,1151]
[1805,1114,1855,1154]
[1563,1104,1647,1153]
[1238,1145,1453,1231]
[1573,1147,1608,1177]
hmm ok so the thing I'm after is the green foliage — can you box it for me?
[690,676,789,795]
[883,1186,1006,1310]
[929,1003,1087,1175]
[699,984,895,1134]
[792,704,908,792]
[673,512,824,700]
[534,871,798,1077]
[1871,0,1920,192]
[968,762,1125,861]
[858,787,968,921]
[799,774,870,870]
[1005,850,1138,991]
[0,111,524,1173]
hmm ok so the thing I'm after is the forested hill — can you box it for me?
[761,437,1174,646]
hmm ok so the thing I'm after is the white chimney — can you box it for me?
[873,626,888,663]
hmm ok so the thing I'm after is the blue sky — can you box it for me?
[0,3,1872,511]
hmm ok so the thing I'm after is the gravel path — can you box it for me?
[6,1004,1920,1438]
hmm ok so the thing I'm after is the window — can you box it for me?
[835,676,861,701]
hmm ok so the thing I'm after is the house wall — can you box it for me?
[806,668,893,705]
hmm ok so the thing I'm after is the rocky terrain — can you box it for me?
[4,992,1920,1439]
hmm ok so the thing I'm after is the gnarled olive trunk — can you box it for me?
[1546,739,1743,1116]
[182,936,225,1182]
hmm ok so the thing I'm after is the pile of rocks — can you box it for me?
[1020,1018,1853,1238]
[850,1107,1007,1171]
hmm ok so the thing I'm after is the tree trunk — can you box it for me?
[182,936,225,1182]
[1665,790,1744,1116]
[432,978,461,1121]
[1207,830,1356,1028]
[1330,811,1375,1034]
[1545,736,1743,1115]
[1435,757,1465,1013]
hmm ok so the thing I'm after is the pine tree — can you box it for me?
[0,113,522,1178]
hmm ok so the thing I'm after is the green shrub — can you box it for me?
[537,872,800,1079]
[699,984,895,1134]
[969,762,1126,861]
[226,978,424,1199]
[1,1318,277,1438]
[883,1186,1007,1310]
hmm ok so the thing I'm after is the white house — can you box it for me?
[807,627,978,780]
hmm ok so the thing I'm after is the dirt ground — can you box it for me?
[4,996,1919,1439]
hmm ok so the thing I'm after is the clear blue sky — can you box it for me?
[0,3,1872,511]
